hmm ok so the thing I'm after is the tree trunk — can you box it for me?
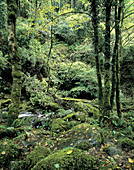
[103,0,111,116]
[110,0,118,109]
[116,0,123,118]
[90,0,103,114]
[7,0,22,126]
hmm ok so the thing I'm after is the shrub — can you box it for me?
[56,61,98,99]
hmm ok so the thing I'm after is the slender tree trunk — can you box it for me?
[116,0,123,118]
[110,0,118,109]
[103,0,111,116]
[90,0,103,113]
[7,0,22,126]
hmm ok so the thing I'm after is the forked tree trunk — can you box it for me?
[7,0,22,126]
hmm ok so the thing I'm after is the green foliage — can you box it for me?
[0,139,23,168]
[117,137,134,151]
[23,74,50,106]
[56,61,98,99]
[0,0,7,29]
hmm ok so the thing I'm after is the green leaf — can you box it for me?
[54,163,60,169]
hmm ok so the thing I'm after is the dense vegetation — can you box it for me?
[0,0,134,169]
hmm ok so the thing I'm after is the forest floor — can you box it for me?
[0,96,134,169]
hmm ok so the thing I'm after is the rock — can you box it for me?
[25,146,51,170]
[49,118,72,133]
[63,112,87,122]
[32,148,100,170]
[103,146,123,156]
[49,123,103,151]
[74,102,99,119]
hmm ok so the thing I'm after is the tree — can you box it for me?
[7,0,22,126]
[90,0,103,114]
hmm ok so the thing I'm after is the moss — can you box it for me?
[63,112,86,122]
[25,146,51,170]
[32,148,100,170]
[118,137,134,151]
[49,118,71,133]
[75,141,91,150]
[74,102,99,119]
[0,139,23,169]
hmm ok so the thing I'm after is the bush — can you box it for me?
[0,139,23,169]
[56,61,98,99]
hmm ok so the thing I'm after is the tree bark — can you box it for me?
[90,0,103,114]
[116,0,123,118]
[103,0,111,116]
[7,0,22,126]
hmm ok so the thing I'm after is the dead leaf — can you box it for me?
[128,158,134,163]
[67,150,72,154]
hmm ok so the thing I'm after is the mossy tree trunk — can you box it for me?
[110,0,118,109]
[116,0,123,118]
[7,0,22,126]
[90,0,103,114]
[103,0,111,117]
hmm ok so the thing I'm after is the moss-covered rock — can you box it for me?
[49,123,103,151]
[0,139,23,169]
[32,148,100,170]
[63,112,86,122]
[74,102,99,119]
[25,146,51,169]
[117,137,134,151]
[103,146,123,156]
[75,141,91,150]
[49,118,72,133]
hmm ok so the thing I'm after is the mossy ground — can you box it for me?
[0,99,134,169]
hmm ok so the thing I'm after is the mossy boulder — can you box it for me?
[49,123,103,151]
[117,137,134,151]
[25,146,51,169]
[74,102,99,119]
[0,139,23,169]
[63,112,86,122]
[49,118,72,133]
[32,148,100,170]
[75,141,91,150]
[103,146,123,156]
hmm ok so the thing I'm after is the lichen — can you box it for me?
[25,146,51,170]
[32,148,100,170]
